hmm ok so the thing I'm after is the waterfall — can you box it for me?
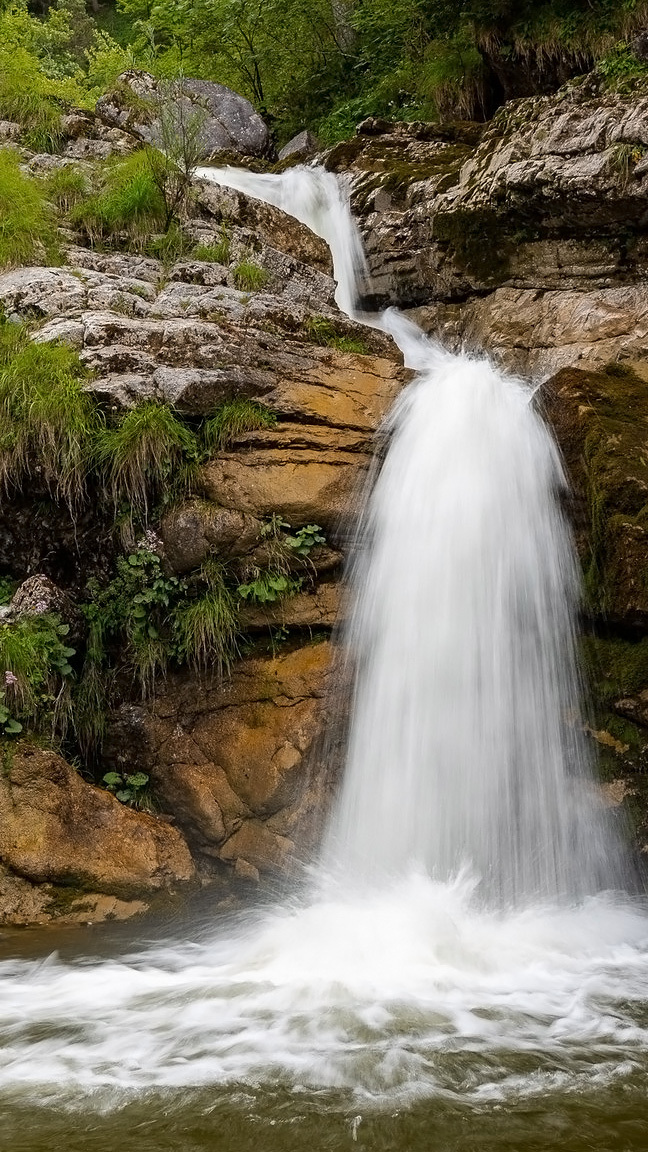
[0,165,645,1116]
[197,163,626,905]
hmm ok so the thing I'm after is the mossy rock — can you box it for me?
[545,363,648,624]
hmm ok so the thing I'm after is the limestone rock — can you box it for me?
[160,501,261,573]
[104,642,333,878]
[0,746,196,898]
[96,70,271,160]
[278,130,320,163]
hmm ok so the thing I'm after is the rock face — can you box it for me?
[103,643,333,882]
[0,747,196,924]
[330,84,648,376]
[96,70,271,160]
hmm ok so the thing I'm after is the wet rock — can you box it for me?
[104,643,333,879]
[160,501,260,573]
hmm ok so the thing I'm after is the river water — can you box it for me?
[2,166,648,1149]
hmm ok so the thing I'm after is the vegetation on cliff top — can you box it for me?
[1,0,648,150]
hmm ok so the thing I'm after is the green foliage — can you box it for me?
[193,231,231,264]
[203,398,276,453]
[0,614,75,741]
[304,316,370,355]
[237,570,302,604]
[0,322,100,506]
[284,523,326,557]
[0,577,18,606]
[95,402,199,521]
[0,149,59,271]
[598,39,648,89]
[70,150,167,248]
[42,163,88,211]
[102,769,150,807]
[232,260,270,291]
[172,561,239,674]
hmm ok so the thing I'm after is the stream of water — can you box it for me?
[2,166,648,1150]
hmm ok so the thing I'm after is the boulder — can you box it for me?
[96,70,271,160]
[278,130,321,163]
[0,746,196,899]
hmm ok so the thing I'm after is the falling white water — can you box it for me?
[0,164,646,1113]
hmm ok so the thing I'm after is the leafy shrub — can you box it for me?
[0,322,100,505]
[0,149,59,270]
[284,523,326,557]
[233,260,270,291]
[203,398,276,453]
[103,769,150,807]
[0,614,75,741]
[237,570,303,604]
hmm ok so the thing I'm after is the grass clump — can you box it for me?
[304,315,370,355]
[42,164,88,212]
[70,150,167,249]
[0,323,100,506]
[193,231,232,265]
[0,149,59,270]
[95,402,199,521]
[203,399,276,453]
[232,260,270,291]
[173,561,239,674]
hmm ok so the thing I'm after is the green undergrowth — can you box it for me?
[0,149,60,271]
[0,614,75,742]
[304,316,371,355]
[70,150,167,249]
[203,398,277,452]
[233,260,270,292]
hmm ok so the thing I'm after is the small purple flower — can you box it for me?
[4,670,17,687]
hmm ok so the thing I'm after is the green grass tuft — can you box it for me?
[0,149,59,271]
[232,260,270,291]
[0,613,75,741]
[304,315,370,355]
[203,399,276,454]
[70,150,167,249]
[95,402,199,521]
[42,164,88,212]
[193,231,231,265]
[0,324,100,506]
[173,561,239,674]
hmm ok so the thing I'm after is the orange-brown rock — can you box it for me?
[106,641,333,880]
[0,746,196,900]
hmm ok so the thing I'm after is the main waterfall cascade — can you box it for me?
[0,165,647,1111]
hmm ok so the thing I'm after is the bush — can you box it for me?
[0,613,75,741]
[0,149,59,270]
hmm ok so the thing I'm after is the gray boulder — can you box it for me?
[278,130,320,163]
[96,70,271,160]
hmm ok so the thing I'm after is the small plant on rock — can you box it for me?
[202,398,276,453]
[0,149,60,270]
[102,770,150,808]
[233,259,270,291]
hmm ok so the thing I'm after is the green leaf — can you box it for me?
[116,789,132,802]
[126,772,149,788]
[103,772,122,786]
[4,719,22,733]
[57,624,70,635]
